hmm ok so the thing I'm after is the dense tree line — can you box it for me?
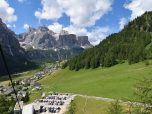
[0,95,16,114]
[62,11,152,71]
[0,54,39,76]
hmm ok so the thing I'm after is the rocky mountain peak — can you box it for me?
[38,25,49,33]
[18,24,93,50]
[59,30,69,35]
[28,26,36,34]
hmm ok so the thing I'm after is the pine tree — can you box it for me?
[95,55,100,68]
[85,58,90,69]
[90,57,95,69]
[75,63,79,71]
[110,53,116,66]
[105,54,111,67]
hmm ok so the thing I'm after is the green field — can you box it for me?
[26,92,42,104]
[37,60,152,100]
[64,96,135,114]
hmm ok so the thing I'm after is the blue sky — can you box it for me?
[0,0,152,45]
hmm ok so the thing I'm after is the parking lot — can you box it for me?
[30,93,74,114]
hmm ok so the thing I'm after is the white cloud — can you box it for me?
[47,22,110,46]
[63,25,88,36]
[119,18,127,29]
[35,0,113,27]
[35,0,63,21]
[63,25,109,46]
[48,22,62,33]
[23,24,29,29]
[13,24,16,28]
[124,0,152,20]
[0,0,17,23]
[7,24,11,27]
[18,0,25,2]
[87,26,109,45]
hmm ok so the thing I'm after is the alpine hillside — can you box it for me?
[62,11,152,71]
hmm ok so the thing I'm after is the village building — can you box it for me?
[33,83,41,87]
[3,88,14,96]
[22,104,34,114]
[22,87,28,91]
[19,79,23,85]
[17,91,27,97]
[14,101,23,114]
[34,104,40,114]
[0,84,5,88]
[30,82,35,86]
[14,86,19,90]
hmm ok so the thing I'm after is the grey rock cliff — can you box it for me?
[18,26,93,50]
[76,36,93,48]
[59,30,69,35]
[0,18,20,48]
[0,18,26,57]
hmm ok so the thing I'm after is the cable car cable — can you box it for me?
[0,44,22,113]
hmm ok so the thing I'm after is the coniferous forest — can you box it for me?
[62,11,152,71]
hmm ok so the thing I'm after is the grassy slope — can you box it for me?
[26,92,42,104]
[38,60,152,100]
[64,96,135,114]
[65,96,111,114]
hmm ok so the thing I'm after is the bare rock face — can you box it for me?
[28,26,36,34]
[0,19,20,48]
[57,34,77,48]
[0,18,26,57]
[37,25,49,33]
[76,36,93,48]
[18,26,93,50]
[59,30,69,35]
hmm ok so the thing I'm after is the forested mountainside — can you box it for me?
[0,53,38,76]
[62,11,152,71]
[26,47,86,62]
[0,18,38,76]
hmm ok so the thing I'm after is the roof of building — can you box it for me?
[3,88,14,95]
[33,83,41,87]
[14,101,23,111]
[18,91,26,95]
[34,104,40,110]
[22,87,28,89]
[30,82,35,85]
[22,105,34,114]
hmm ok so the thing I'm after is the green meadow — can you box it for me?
[64,96,136,114]
[38,60,152,100]
[26,92,42,104]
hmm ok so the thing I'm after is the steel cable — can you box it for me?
[0,44,22,113]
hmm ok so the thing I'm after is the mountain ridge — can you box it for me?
[17,25,93,50]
